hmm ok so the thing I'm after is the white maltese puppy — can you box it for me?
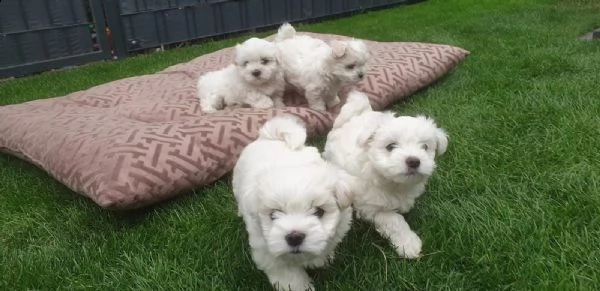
[323,91,448,259]
[233,115,353,291]
[274,23,370,111]
[197,37,285,113]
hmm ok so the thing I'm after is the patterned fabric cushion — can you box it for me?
[0,33,469,209]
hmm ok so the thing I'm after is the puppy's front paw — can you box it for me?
[328,252,335,265]
[308,102,326,111]
[267,266,314,291]
[326,95,341,108]
[273,277,314,291]
[201,107,217,114]
[394,231,422,259]
[253,98,275,109]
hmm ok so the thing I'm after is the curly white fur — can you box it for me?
[275,23,370,111]
[233,115,353,291]
[197,37,285,113]
[323,91,448,259]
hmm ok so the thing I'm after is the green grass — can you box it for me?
[1,0,600,289]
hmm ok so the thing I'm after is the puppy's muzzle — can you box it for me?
[285,231,306,247]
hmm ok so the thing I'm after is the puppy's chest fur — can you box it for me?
[354,181,426,215]
[250,73,285,96]
[254,83,283,96]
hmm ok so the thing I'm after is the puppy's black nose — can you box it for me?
[252,70,261,77]
[406,157,421,169]
[285,231,306,247]
[358,72,364,79]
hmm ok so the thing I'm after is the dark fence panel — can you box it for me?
[1,0,421,78]
[110,0,412,53]
[0,0,110,78]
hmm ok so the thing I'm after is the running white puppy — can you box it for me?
[323,91,448,259]
[275,23,369,111]
[197,37,285,113]
[233,115,353,291]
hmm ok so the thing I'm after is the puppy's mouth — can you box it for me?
[403,169,422,176]
[290,248,303,254]
[248,75,268,83]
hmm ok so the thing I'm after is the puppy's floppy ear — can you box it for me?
[233,43,243,65]
[330,40,347,58]
[435,127,448,155]
[274,49,282,65]
[356,124,377,147]
[329,167,355,209]
[418,115,448,155]
[356,113,390,147]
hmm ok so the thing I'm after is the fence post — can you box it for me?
[102,0,128,59]
[90,0,110,57]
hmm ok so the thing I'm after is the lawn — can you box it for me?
[1,0,599,289]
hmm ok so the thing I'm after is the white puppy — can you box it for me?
[323,91,448,259]
[197,37,285,113]
[274,23,370,111]
[233,115,353,291]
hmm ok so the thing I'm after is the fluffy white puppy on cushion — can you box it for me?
[274,23,370,111]
[323,91,448,259]
[232,115,353,291]
[197,37,285,113]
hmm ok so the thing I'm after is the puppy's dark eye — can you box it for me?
[270,210,281,220]
[261,58,270,65]
[345,64,356,70]
[421,144,429,150]
[314,207,325,218]
[385,143,397,152]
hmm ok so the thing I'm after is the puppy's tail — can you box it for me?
[274,23,296,42]
[333,90,373,129]
[259,114,307,150]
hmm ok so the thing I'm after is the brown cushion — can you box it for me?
[0,32,469,209]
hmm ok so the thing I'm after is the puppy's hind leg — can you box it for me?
[363,211,422,259]
[200,93,223,113]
